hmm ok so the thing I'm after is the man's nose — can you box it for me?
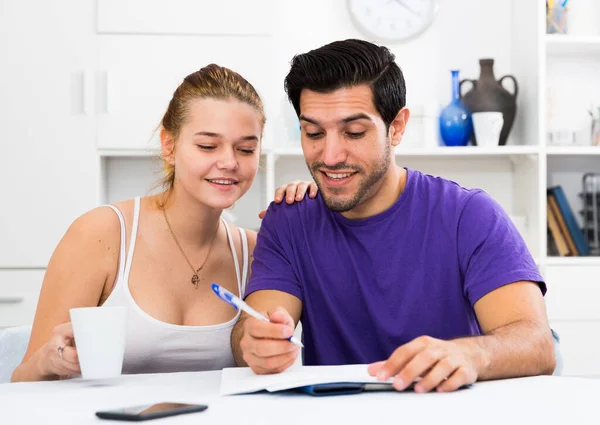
[321,135,347,167]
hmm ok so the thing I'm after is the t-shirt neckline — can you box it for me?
[332,167,413,227]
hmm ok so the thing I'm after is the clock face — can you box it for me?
[347,0,439,42]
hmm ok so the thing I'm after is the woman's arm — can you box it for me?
[11,206,121,382]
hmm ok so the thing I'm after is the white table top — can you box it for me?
[1,371,599,424]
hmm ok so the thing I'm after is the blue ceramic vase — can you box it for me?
[439,70,473,146]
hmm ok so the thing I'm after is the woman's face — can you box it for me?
[171,97,262,209]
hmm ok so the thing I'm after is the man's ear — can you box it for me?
[160,128,176,165]
[389,107,411,147]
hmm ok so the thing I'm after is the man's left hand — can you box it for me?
[367,336,483,393]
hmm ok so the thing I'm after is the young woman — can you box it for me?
[12,64,315,382]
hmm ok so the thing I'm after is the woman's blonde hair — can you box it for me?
[158,64,266,197]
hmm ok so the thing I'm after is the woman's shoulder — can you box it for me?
[225,223,257,251]
[66,196,143,244]
[70,205,122,237]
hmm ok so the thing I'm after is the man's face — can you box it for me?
[299,85,392,212]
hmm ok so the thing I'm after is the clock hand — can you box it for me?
[393,0,421,17]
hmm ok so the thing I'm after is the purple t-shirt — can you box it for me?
[246,168,545,366]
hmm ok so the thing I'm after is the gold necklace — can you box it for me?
[163,209,220,289]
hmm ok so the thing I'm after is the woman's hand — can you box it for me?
[258,180,318,219]
[36,322,80,379]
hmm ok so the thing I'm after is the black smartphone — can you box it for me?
[96,402,208,421]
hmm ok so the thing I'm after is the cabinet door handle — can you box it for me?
[82,69,93,116]
[99,70,112,114]
[0,297,24,304]
[71,71,90,116]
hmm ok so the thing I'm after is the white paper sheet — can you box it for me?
[220,364,394,396]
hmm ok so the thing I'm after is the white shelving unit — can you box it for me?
[546,34,600,55]
[541,2,600,377]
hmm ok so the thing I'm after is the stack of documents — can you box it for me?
[220,364,396,396]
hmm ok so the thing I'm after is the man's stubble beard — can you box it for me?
[308,141,392,213]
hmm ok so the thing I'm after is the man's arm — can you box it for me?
[368,280,554,392]
[231,290,303,370]
[467,280,555,379]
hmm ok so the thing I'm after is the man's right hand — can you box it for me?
[239,307,301,374]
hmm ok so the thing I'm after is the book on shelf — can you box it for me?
[547,202,572,256]
[548,194,577,256]
[547,228,559,257]
[547,186,590,256]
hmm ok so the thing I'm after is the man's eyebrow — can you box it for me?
[299,115,320,125]
[340,113,372,124]
[298,113,373,126]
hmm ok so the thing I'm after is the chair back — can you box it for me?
[0,325,32,383]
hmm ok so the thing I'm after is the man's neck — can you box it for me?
[341,165,407,220]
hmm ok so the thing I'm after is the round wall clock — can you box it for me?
[347,0,439,42]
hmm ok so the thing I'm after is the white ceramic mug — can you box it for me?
[472,112,504,147]
[69,306,127,379]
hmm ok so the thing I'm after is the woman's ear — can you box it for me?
[389,107,411,147]
[160,128,176,165]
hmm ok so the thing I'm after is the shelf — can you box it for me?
[99,149,269,158]
[273,145,540,158]
[99,149,156,157]
[99,146,542,159]
[395,145,539,157]
[545,257,600,267]
[546,146,600,156]
[546,34,600,55]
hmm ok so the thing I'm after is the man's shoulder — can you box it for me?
[412,171,506,231]
[411,169,482,208]
[262,194,327,228]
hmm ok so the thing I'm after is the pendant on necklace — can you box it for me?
[191,274,200,289]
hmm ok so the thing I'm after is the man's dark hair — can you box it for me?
[284,39,406,129]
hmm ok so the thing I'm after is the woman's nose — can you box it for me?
[216,149,238,170]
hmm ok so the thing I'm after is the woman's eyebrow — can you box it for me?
[193,132,258,142]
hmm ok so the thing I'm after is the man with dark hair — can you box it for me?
[232,39,555,393]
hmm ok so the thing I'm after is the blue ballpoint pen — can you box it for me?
[211,283,304,347]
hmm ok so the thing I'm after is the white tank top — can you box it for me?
[102,197,249,374]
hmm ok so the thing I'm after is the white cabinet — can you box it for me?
[0,0,98,267]
[95,35,277,151]
[96,0,275,36]
[546,265,600,376]
[545,265,600,321]
[551,321,600,377]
